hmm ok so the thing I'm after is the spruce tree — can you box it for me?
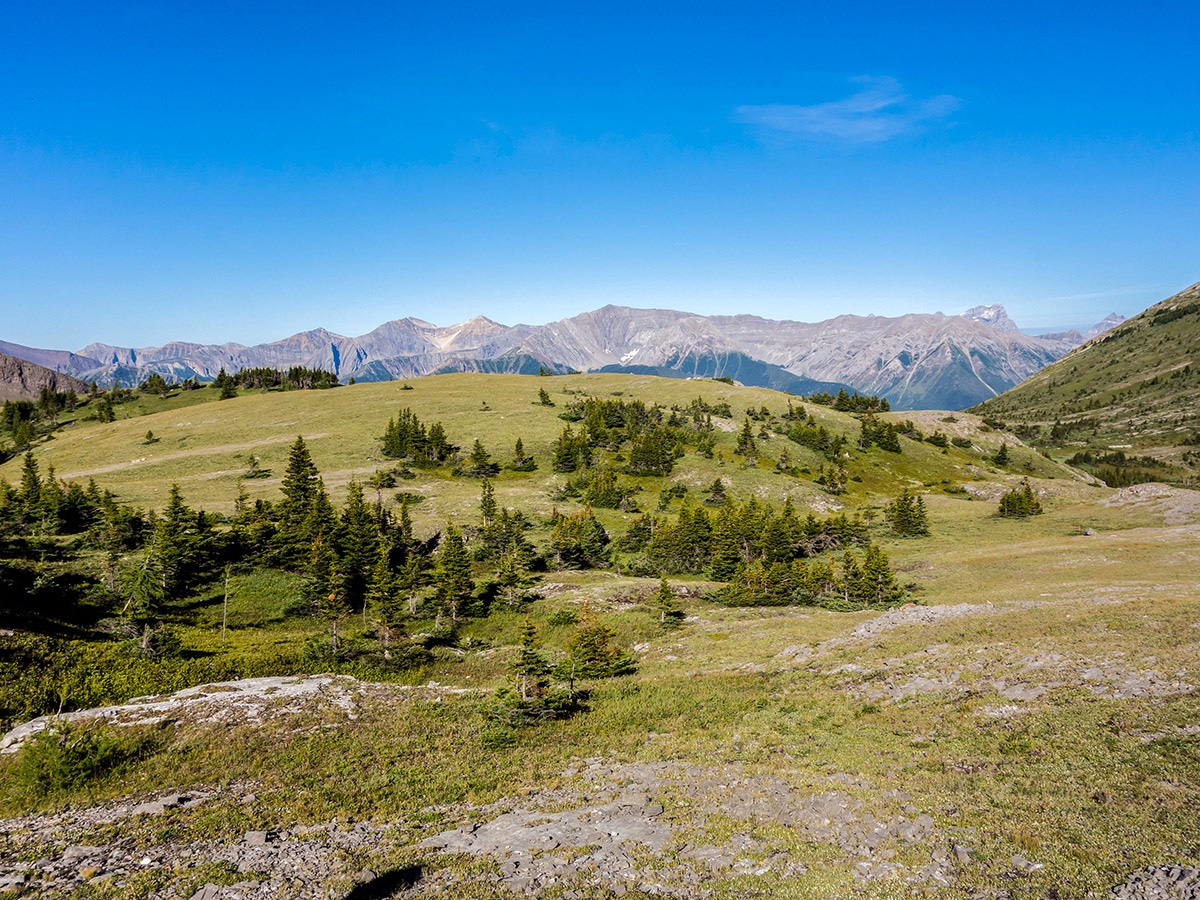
[300,479,337,553]
[854,544,906,606]
[886,489,930,536]
[397,555,426,617]
[366,544,405,656]
[156,484,199,598]
[17,451,44,527]
[479,479,497,528]
[550,506,610,569]
[335,481,379,613]
[496,540,533,608]
[655,576,682,628]
[509,437,534,471]
[553,425,587,472]
[306,538,351,653]
[467,439,498,476]
[120,552,166,622]
[998,481,1043,517]
[433,525,474,621]
[511,618,549,700]
[736,419,757,456]
[275,436,321,566]
[704,477,728,506]
[564,606,634,677]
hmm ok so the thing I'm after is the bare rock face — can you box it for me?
[961,303,1020,332]
[0,351,91,402]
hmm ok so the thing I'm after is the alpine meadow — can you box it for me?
[1,340,1198,897]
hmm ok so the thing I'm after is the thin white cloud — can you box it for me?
[735,76,960,143]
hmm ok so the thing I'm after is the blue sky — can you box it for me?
[2,1,1197,350]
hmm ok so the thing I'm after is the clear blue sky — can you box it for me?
[2,1,1197,350]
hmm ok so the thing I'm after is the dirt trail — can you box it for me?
[59,433,328,478]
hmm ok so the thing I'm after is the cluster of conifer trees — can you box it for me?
[1,383,979,672]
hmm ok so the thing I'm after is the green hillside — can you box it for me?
[973,281,1200,486]
[2,372,1197,898]
[0,372,1068,520]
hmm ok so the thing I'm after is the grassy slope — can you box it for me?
[1,372,1072,527]
[4,489,1196,899]
[2,374,1198,898]
[973,281,1200,482]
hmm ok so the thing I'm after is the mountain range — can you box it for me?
[3,304,1124,410]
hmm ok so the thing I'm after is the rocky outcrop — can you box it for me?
[0,352,91,402]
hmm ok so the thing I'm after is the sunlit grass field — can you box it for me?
[1,373,1197,898]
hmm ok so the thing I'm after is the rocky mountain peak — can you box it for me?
[960,304,1020,332]
[1084,313,1127,340]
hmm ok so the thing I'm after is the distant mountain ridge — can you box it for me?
[2,303,1125,411]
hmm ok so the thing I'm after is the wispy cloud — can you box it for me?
[735,76,960,143]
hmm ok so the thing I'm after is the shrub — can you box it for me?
[546,608,580,627]
[11,723,154,801]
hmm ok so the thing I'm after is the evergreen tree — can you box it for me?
[397,555,427,617]
[18,452,41,524]
[550,506,610,569]
[654,576,683,629]
[366,544,405,656]
[479,478,498,528]
[582,466,626,509]
[818,462,849,494]
[305,538,351,653]
[758,515,792,565]
[736,419,757,456]
[496,540,534,608]
[511,618,550,700]
[998,481,1044,517]
[563,606,635,677]
[466,439,499,476]
[703,477,728,507]
[886,489,930,536]
[433,525,474,621]
[510,437,537,471]
[300,479,337,553]
[854,544,906,606]
[993,442,1011,466]
[552,425,590,472]
[156,484,203,598]
[627,426,677,476]
[119,553,166,622]
[335,481,379,613]
[275,436,321,565]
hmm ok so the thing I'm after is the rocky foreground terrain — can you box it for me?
[2,586,1197,900]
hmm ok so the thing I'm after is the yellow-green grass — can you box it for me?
[4,374,1085,532]
[4,373,1198,896]
[6,586,1196,897]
